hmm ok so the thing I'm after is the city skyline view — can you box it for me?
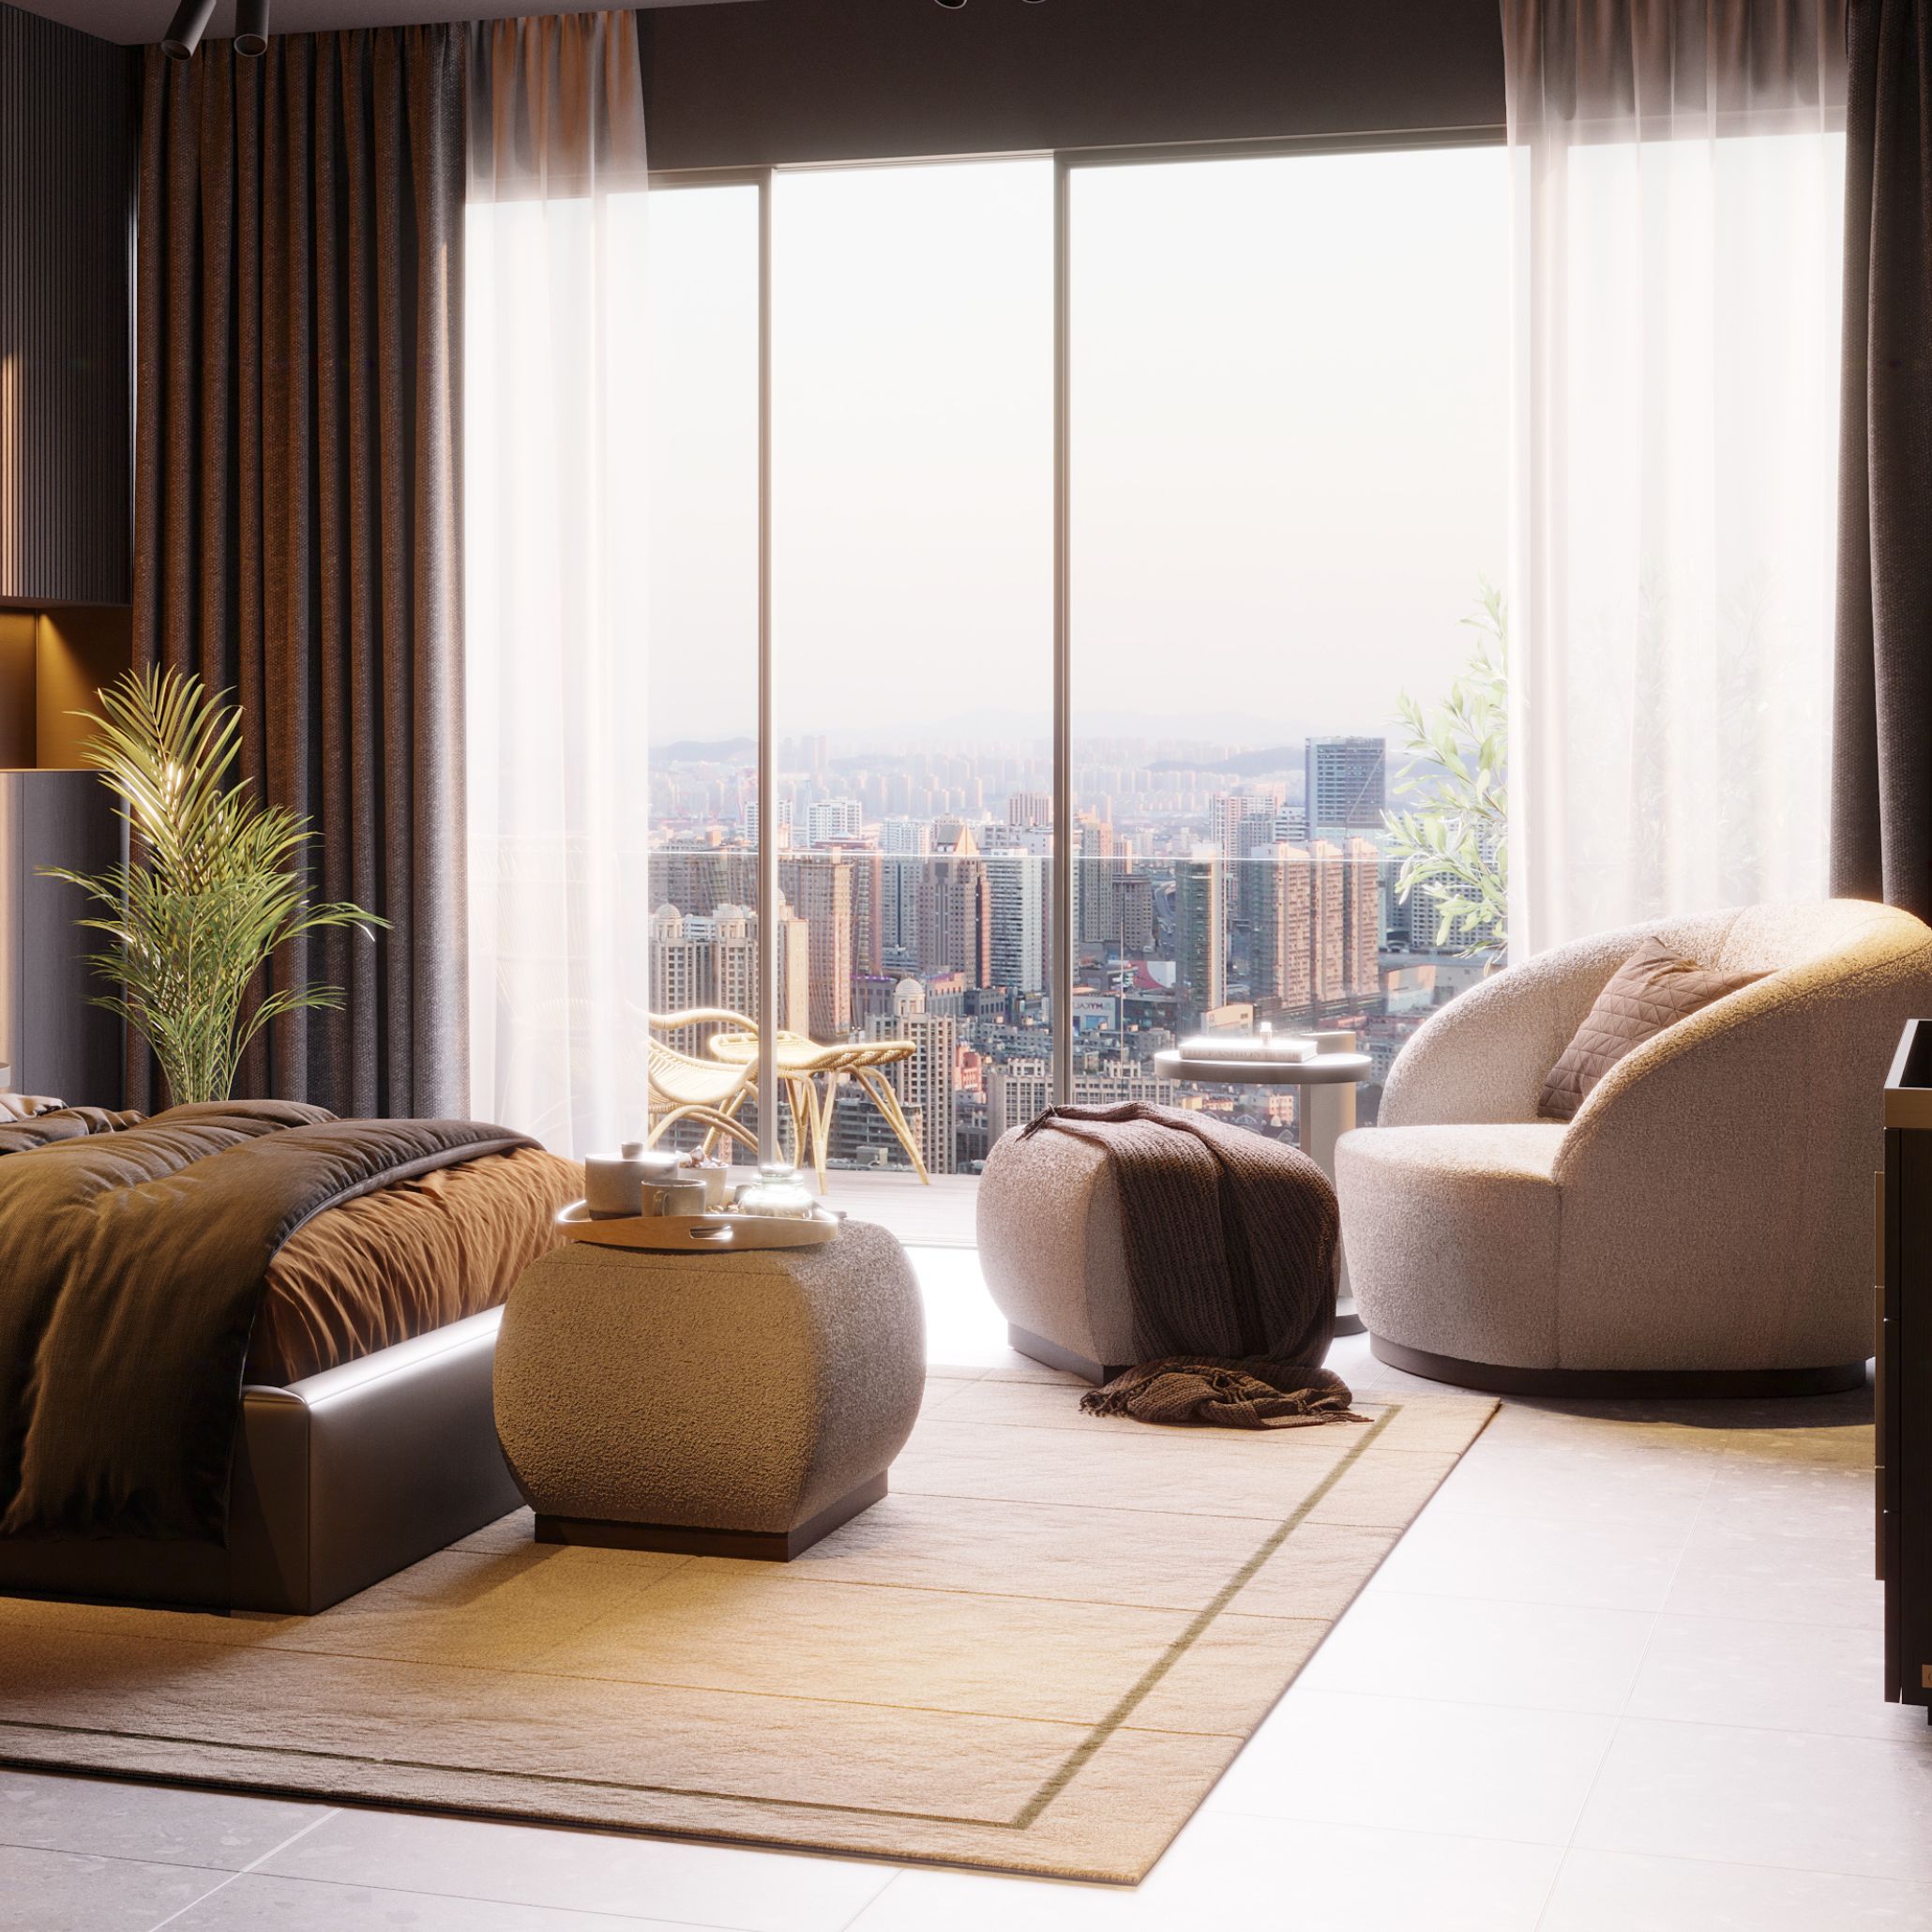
[645,141,1510,1180]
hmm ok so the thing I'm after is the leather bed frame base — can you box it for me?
[0,1308,521,1616]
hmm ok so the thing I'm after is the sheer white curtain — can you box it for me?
[464,13,652,1152]
[1504,2,1847,956]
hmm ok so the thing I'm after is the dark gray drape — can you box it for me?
[133,28,467,1118]
[1834,0,1932,920]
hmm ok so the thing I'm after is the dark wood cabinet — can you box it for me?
[1881,1019,1932,1719]
[0,3,135,609]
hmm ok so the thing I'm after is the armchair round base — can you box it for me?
[1369,1335,1867,1400]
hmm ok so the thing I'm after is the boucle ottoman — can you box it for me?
[493,1219,924,1559]
[976,1125,1136,1383]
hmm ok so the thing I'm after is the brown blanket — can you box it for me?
[0,1099,143,1154]
[252,1147,582,1382]
[1019,1102,1363,1429]
[0,1102,535,1543]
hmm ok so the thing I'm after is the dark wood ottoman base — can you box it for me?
[536,1472,888,1563]
[1371,1335,1869,1399]
[1007,1324,1130,1387]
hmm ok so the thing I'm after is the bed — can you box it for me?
[0,1095,581,1615]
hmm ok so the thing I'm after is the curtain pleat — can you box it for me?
[1506,0,1842,124]
[468,11,649,200]
[1502,0,1848,956]
[132,27,467,1119]
[463,11,652,1156]
[1831,0,1932,919]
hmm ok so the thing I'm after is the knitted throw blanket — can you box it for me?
[1019,1101,1365,1430]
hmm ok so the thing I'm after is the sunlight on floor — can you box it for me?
[906,1245,1010,1366]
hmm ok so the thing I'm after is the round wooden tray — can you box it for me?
[557,1201,841,1252]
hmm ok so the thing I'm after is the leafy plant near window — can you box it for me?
[42,669,386,1107]
[1382,582,1509,955]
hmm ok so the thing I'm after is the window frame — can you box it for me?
[646,126,1508,1156]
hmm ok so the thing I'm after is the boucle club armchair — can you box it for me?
[1336,900,1932,1396]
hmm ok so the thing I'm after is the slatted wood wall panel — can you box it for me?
[0,3,134,608]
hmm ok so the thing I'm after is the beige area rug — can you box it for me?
[0,1366,1494,1884]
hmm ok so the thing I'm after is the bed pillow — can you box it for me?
[0,1092,66,1121]
[1537,938,1766,1122]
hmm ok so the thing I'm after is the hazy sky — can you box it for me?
[644,146,1510,752]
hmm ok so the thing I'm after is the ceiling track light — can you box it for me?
[234,0,269,57]
[160,0,216,61]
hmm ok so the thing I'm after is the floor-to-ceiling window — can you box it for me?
[1067,143,1510,1140]
[477,119,1843,1185]
[636,140,1512,1181]
[770,158,1053,1178]
[641,181,764,1149]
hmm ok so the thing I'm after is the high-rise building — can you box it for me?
[878,818,931,967]
[1108,872,1155,953]
[987,1056,1185,1142]
[1007,792,1051,830]
[822,838,883,978]
[1340,836,1381,996]
[1211,792,1286,918]
[919,970,969,1019]
[706,902,758,1020]
[649,904,703,1020]
[651,837,754,921]
[742,798,793,848]
[803,798,862,846]
[1074,814,1120,948]
[1308,838,1348,1002]
[1209,793,1249,858]
[871,978,957,1176]
[985,848,1045,995]
[1173,847,1227,1027]
[650,901,810,1043]
[1250,844,1314,1012]
[851,974,898,1025]
[920,823,991,987]
[1305,737,1387,832]
[700,900,809,1035]
[1251,830,1378,1010]
[880,818,930,856]
[778,853,853,1036]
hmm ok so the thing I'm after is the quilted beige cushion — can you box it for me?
[1537,938,1766,1121]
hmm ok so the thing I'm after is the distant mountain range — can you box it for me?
[825,704,1313,748]
[1144,746,1304,777]
[649,736,756,764]
[651,705,1330,758]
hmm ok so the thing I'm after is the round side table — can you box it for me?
[493,1218,925,1560]
[1152,1030,1371,1336]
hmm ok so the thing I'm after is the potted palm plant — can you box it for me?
[43,668,386,1107]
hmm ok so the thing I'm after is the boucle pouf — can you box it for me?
[493,1219,924,1558]
[977,1124,1137,1382]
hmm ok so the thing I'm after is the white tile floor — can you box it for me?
[5,1246,1926,1932]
